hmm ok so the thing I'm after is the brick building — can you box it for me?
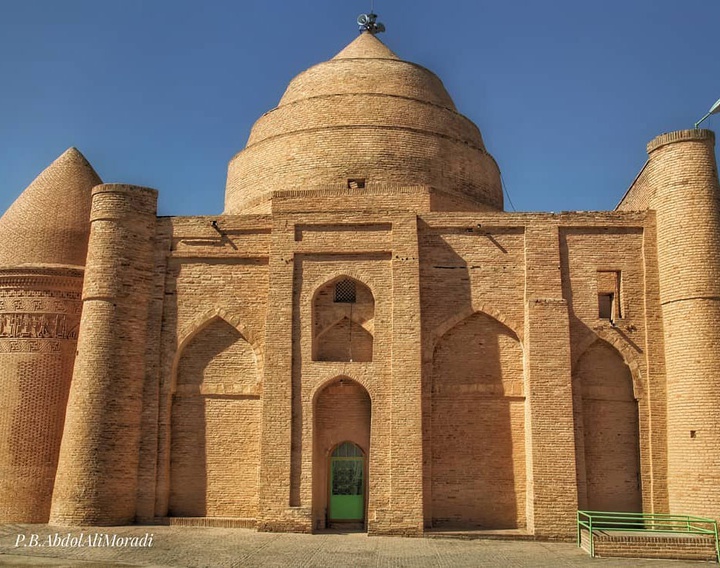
[0,31,719,538]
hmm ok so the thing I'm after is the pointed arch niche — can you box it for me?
[573,339,642,513]
[169,316,261,519]
[312,377,371,530]
[313,277,374,362]
[430,311,526,530]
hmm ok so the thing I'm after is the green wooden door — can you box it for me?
[329,442,364,521]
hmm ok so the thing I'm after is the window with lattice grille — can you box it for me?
[334,279,356,303]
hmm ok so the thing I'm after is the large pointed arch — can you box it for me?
[168,313,261,520]
[171,308,262,395]
[573,338,642,513]
[429,310,526,530]
[428,303,524,360]
[573,330,644,400]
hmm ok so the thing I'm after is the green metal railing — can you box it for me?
[577,510,719,561]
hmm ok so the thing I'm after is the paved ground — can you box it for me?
[0,524,712,567]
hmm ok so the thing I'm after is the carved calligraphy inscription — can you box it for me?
[0,313,79,340]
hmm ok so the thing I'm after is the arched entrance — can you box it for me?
[573,339,642,512]
[313,377,371,530]
[328,442,365,523]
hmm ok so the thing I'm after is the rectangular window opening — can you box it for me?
[597,270,622,321]
[598,293,614,319]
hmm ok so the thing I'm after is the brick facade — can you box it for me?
[1,32,719,541]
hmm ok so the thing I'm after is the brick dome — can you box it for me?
[224,32,502,213]
[0,148,101,267]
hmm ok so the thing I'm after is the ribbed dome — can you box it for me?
[224,33,502,213]
[0,148,101,267]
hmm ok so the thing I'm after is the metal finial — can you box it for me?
[357,12,385,34]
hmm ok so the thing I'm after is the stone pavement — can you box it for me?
[0,524,710,567]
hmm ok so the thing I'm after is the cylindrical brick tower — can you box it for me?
[646,129,720,520]
[50,184,157,525]
[0,148,99,523]
[0,268,83,522]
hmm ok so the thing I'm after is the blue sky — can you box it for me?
[1,0,720,216]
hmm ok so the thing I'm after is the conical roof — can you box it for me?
[225,33,502,213]
[333,31,400,60]
[0,148,101,267]
[276,32,457,110]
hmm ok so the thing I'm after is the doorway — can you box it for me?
[313,377,371,530]
[328,442,365,523]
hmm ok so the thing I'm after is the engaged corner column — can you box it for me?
[50,184,158,526]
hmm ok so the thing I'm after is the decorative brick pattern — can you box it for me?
[0,268,82,523]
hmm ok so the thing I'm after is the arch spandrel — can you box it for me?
[428,305,524,359]
[171,309,262,396]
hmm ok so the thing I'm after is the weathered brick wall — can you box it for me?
[558,223,656,515]
[0,268,82,522]
[153,215,270,519]
[170,318,260,518]
[416,212,653,537]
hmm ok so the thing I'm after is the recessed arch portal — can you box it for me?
[169,317,261,518]
[430,310,526,529]
[313,277,374,362]
[573,338,642,513]
[313,377,371,530]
